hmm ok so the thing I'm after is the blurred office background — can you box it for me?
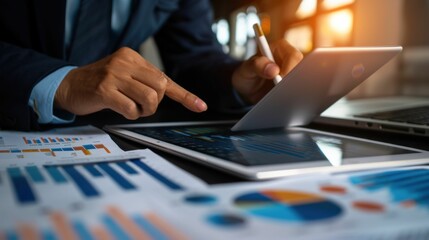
[142,0,429,99]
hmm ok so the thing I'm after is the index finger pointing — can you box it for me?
[164,76,208,112]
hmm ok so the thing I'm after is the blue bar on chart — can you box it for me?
[97,163,136,190]
[350,169,429,208]
[23,137,32,144]
[62,166,99,197]
[41,230,58,240]
[44,166,68,183]
[7,167,37,204]
[130,159,183,191]
[25,166,45,183]
[116,162,138,175]
[83,164,104,178]
[351,170,429,191]
[133,216,168,240]
[101,214,131,239]
[5,231,19,240]
[72,221,94,240]
[83,144,96,150]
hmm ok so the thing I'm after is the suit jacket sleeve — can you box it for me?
[0,41,70,130]
[154,0,245,112]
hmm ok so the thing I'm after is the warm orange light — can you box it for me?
[323,0,355,9]
[296,0,317,19]
[285,26,313,53]
[328,9,353,36]
[260,14,271,36]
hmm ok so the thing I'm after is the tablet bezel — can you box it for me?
[105,121,429,180]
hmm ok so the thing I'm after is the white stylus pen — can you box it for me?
[253,23,283,84]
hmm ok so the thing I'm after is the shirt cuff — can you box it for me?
[29,66,77,124]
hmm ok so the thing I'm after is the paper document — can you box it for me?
[1,125,428,239]
[0,125,129,167]
[160,166,429,239]
[0,149,207,238]
[0,125,124,158]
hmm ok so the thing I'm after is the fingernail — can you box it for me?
[194,98,208,112]
[264,63,279,78]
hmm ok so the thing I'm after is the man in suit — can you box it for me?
[0,0,302,130]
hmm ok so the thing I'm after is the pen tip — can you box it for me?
[253,23,264,37]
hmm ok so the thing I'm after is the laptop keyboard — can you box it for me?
[355,106,429,125]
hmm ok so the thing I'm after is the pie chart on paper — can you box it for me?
[234,190,343,222]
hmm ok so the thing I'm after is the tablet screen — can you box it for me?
[125,125,417,167]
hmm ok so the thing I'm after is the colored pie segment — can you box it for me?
[234,190,342,222]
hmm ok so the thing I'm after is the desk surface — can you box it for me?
[71,105,429,185]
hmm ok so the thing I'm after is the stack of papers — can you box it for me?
[0,126,428,239]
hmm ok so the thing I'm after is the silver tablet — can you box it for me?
[105,121,429,180]
[232,46,403,131]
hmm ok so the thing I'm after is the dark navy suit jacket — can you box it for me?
[0,0,241,130]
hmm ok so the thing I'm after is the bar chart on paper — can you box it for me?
[1,204,187,240]
[349,168,429,209]
[0,126,126,163]
[0,144,111,156]
[22,136,82,144]
[0,149,206,239]
[1,154,200,206]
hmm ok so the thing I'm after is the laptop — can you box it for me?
[314,0,429,136]
[315,96,429,136]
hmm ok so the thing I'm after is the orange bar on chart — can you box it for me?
[94,144,111,153]
[352,201,384,213]
[40,149,51,152]
[91,226,113,240]
[73,146,91,156]
[320,185,347,195]
[49,212,78,240]
[401,200,416,208]
[22,149,40,153]
[106,206,151,240]
[145,212,188,240]
[17,223,39,240]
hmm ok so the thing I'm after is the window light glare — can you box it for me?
[323,0,355,9]
[328,9,353,36]
[296,0,317,19]
[216,19,230,45]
